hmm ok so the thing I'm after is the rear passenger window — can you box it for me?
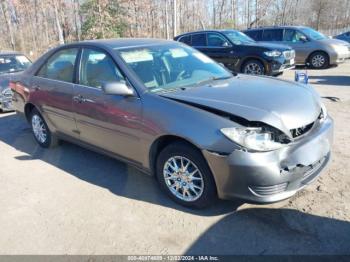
[262,29,283,41]
[37,48,78,83]
[245,30,262,41]
[191,33,207,46]
[178,35,191,45]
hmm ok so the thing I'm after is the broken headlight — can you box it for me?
[221,127,287,152]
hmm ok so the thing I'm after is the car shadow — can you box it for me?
[308,75,350,86]
[0,113,242,216]
[185,208,350,255]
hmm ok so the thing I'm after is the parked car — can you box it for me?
[334,31,350,43]
[11,39,333,208]
[174,30,295,76]
[0,51,32,112]
[244,26,350,69]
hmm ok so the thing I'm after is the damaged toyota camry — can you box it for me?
[11,39,333,208]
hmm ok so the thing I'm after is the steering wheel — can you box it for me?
[176,70,190,81]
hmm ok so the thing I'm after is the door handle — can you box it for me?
[73,95,95,104]
[73,95,83,103]
[33,85,41,91]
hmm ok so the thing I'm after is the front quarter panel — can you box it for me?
[140,92,240,169]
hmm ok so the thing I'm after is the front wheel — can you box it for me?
[309,52,329,69]
[242,59,265,75]
[30,108,58,148]
[156,142,217,208]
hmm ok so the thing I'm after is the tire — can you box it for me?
[156,142,217,208]
[242,59,265,75]
[309,52,329,69]
[30,108,58,148]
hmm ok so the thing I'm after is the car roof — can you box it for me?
[175,29,239,38]
[63,38,174,50]
[244,26,308,31]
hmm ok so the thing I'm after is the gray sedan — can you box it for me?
[11,39,333,208]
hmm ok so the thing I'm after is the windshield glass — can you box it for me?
[0,55,32,74]
[223,31,255,45]
[300,27,327,40]
[117,44,232,92]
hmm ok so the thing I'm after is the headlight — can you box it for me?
[264,50,282,57]
[221,127,286,152]
[2,88,13,97]
[319,102,328,121]
[332,44,348,54]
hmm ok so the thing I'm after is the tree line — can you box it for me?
[1,0,350,58]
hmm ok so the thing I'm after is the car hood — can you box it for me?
[318,38,350,46]
[248,41,292,50]
[161,75,321,137]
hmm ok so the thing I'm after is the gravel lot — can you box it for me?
[0,62,349,255]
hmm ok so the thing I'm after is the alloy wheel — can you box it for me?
[244,62,263,75]
[31,114,47,144]
[311,54,326,68]
[163,156,204,202]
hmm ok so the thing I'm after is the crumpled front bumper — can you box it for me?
[203,116,334,203]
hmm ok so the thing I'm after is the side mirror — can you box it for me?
[102,81,135,96]
[299,35,308,42]
[222,42,231,47]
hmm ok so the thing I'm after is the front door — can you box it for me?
[73,48,143,163]
[282,29,312,64]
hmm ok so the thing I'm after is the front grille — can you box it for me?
[283,50,295,60]
[290,122,314,138]
[249,183,288,196]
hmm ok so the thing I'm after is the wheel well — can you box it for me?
[149,135,202,177]
[24,103,35,121]
[307,50,329,64]
[240,57,265,72]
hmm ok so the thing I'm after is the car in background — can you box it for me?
[11,39,332,208]
[0,51,32,112]
[334,31,350,43]
[174,30,295,76]
[244,26,350,69]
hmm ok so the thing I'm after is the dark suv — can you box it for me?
[174,30,295,76]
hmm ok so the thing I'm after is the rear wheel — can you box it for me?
[30,108,58,148]
[309,52,329,69]
[156,142,217,208]
[242,59,265,75]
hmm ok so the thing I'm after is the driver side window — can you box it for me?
[79,48,124,89]
[207,33,230,47]
[284,29,305,42]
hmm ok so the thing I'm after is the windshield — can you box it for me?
[0,55,32,74]
[224,31,255,45]
[300,27,327,40]
[117,44,232,93]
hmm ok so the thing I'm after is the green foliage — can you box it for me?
[80,0,127,40]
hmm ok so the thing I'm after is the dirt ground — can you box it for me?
[0,62,349,255]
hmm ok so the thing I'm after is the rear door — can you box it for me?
[73,47,143,162]
[32,48,79,137]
